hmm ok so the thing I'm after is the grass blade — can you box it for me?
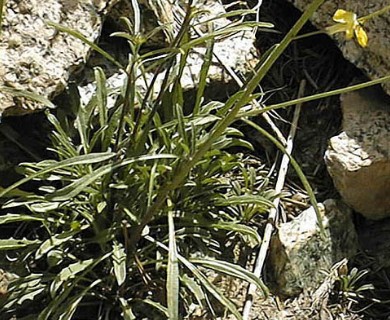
[46,21,124,69]
[191,258,269,297]
[0,238,41,250]
[0,86,56,109]
[46,154,176,201]
[0,152,115,198]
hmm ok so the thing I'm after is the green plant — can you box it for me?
[1,0,389,319]
[336,267,375,303]
[0,3,276,319]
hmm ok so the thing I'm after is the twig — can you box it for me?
[242,80,306,320]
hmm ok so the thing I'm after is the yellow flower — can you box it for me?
[327,9,368,47]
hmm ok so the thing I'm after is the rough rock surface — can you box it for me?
[0,0,119,116]
[325,85,390,219]
[287,0,390,95]
[269,199,358,297]
[79,0,258,106]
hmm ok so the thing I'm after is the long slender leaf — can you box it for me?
[49,258,95,298]
[181,274,206,308]
[47,154,176,201]
[0,152,115,198]
[57,279,102,320]
[0,214,44,224]
[146,236,242,319]
[0,238,41,250]
[215,195,274,208]
[119,298,137,320]
[191,258,268,296]
[167,211,179,320]
[46,21,124,69]
[35,227,86,259]
[112,241,127,286]
[0,0,5,36]
[143,299,169,317]
[41,253,110,320]
[0,86,56,109]
[242,119,324,232]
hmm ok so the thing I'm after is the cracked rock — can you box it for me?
[325,85,390,219]
[0,0,119,116]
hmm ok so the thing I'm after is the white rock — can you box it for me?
[287,0,390,95]
[325,85,390,219]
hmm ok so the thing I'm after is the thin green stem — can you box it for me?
[359,5,390,23]
[239,75,390,118]
[293,30,326,41]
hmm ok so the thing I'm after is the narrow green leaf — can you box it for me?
[56,279,102,320]
[0,213,44,224]
[119,298,137,320]
[0,86,56,109]
[194,9,258,26]
[50,259,95,298]
[215,195,274,208]
[42,253,110,320]
[112,241,127,286]
[179,256,243,319]
[47,113,79,158]
[143,299,169,317]
[242,119,325,233]
[0,238,41,250]
[194,38,214,115]
[0,152,115,198]
[181,274,206,308]
[0,0,5,36]
[46,21,124,69]
[191,258,269,296]
[35,228,85,259]
[208,222,261,245]
[95,67,108,129]
[167,211,179,320]
[146,236,242,319]
[47,154,176,201]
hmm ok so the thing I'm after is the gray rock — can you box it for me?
[325,85,390,219]
[0,0,119,116]
[269,199,358,297]
[287,0,390,95]
[78,0,259,107]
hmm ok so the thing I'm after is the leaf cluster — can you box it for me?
[0,4,275,319]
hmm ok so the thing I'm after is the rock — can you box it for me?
[325,85,390,219]
[269,199,358,297]
[0,0,119,116]
[78,0,259,107]
[287,0,390,95]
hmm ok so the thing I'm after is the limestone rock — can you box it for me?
[79,0,258,106]
[325,85,390,219]
[287,0,390,95]
[0,0,119,116]
[269,199,358,297]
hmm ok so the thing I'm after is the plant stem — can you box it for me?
[359,5,390,23]
[239,75,390,117]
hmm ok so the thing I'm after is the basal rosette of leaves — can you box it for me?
[0,3,276,319]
